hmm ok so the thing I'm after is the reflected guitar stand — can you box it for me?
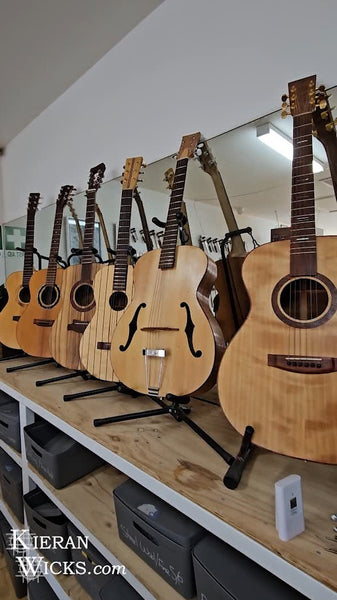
[93,393,254,490]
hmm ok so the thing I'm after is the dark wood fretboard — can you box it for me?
[290,114,316,276]
[22,210,37,287]
[159,158,188,270]
[113,190,133,290]
[45,203,65,286]
[81,189,97,281]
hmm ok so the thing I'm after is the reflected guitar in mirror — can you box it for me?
[0,193,40,349]
[218,75,337,463]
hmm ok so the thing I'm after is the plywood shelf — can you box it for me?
[0,359,336,600]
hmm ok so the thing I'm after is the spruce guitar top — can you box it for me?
[111,133,225,398]
[50,164,105,370]
[218,75,337,463]
[80,157,144,381]
[16,186,75,357]
[0,193,40,349]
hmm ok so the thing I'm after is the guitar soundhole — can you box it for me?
[18,286,30,304]
[38,285,60,308]
[109,291,128,311]
[278,277,330,322]
[74,284,94,308]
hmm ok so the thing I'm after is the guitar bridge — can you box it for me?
[268,354,337,374]
[67,320,89,334]
[33,319,54,327]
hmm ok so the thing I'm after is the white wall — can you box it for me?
[2,0,337,222]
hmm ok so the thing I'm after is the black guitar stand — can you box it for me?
[63,382,139,402]
[152,211,190,245]
[67,247,103,266]
[93,393,254,490]
[36,368,92,387]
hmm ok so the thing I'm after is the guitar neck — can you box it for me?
[159,158,189,269]
[22,210,36,287]
[81,189,97,281]
[290,114,316,276]
[45,204,64,286]
[318,135,337,202]
[207,166,245,256]
[113,190,133,290]
[96,204,113,258]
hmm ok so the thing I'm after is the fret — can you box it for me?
[159,158,189,270]
[45,202,66,286]
[113,190,133,291]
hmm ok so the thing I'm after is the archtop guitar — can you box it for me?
[0,193,40,349]
[16,186,75,357]
[50,164,105,370]
[80,157,144,381]
[218,75,337,463]
[111,133,225,398]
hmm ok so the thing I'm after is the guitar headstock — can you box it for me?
[163,167,175,190]
[313,84,337,143]
[177,132,201,160]
[281,75,316,118]
[194,139,217,176]
[27,193,40,215]
[121,157,145,190]
[87,163,106,191]
[56,185,75,210]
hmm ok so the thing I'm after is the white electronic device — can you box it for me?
[275,474,305,541]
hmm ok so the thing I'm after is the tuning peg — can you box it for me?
[281,102,289,109]
[318,84,326,92]
[197,142,204,149]
[312,129,317,137]
[138,179,143,183]
[325,122,336,132]
[195,148,203,156]
[319,98,327,109]
[171,153,178,159]
[281,94,288,102]
[281,110,290,119]
[142,163,147,168]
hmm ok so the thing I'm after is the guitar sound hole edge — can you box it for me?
[70,282,95,312]
[109,291,128,311]
[18,286,31,304]
[38,284,60,309]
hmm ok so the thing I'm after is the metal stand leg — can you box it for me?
[6,358,55,373]
[0,352,25,363]
[63,383,139,402]
[36,370,90,387]
[93,393,254,489]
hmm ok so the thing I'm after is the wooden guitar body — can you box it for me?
[80,264,134,381]
[215,255,250,343]
[16,268,64,357]
[111,246,225,397]
[50,262,103,370]
[0,271,30,349]
[218,237,337,463]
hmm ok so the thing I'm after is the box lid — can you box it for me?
[113,479,203,548]
[193,535,307,600]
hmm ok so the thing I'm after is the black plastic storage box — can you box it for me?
[193,534,308,600]
[113,479,204,598]
[0,448,24,522]
[99,577,143,599]
[68,521,115,600]
[28,577,58,600]
[24,418,104,488]
[0,395,21,452]
[0,511,27,598]
[23,487,71,563]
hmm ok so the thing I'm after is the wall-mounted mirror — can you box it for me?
[2,84,336,281]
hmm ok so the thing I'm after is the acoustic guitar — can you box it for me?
[111,133,225,398]
[16,186,75,357]
[196,140,250,343]
[218,75,337,463]
[50,164,105,370]
[0,193,40,349]
[67,198,83,248]
[80,157,144,381]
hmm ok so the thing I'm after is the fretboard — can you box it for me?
[81,189,97,282]
[159,158,188,270]
[113,190,133,290]
[22,211,36,287]
[45,204,65,286]
[290,114,316,276]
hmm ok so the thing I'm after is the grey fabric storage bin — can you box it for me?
[23,487,70,563]
[193,534,308,600]
[113,479,204,598]
[68,521,115,600]
[24,419,104,488]
[0,399,21,452]
[99,577,143,599]
[28,577,58,600]
[0,448,24,523]
[0,511,27,598]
